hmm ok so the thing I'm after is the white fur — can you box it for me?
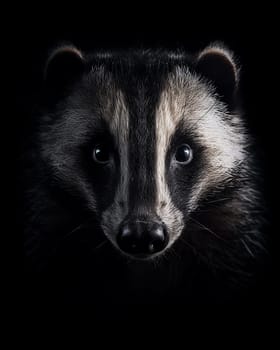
[100,66,247,254]
[155,67,247,243]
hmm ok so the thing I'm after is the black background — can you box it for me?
[10,6,278,334]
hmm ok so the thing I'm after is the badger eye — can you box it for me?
[93,144,111,164]
[175,144,193,164]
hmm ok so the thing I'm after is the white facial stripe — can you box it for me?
[155,67,246,241]
[155,71,187,246]
[101,66,246,252]
[187,107,246,209]
[101,91,130,244]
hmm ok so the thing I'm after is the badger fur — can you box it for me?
[23,43,265,306]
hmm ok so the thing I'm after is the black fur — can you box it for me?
[22,46,266,311]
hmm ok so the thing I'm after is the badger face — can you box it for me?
[42,44,246,260]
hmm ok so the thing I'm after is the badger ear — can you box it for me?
[44,44,85,99]
[196,43,239,105]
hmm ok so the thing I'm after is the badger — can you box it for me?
[23,43,265,306]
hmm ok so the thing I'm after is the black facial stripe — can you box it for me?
[166,120,207,213]
[118,63,171,215]
[127,99,157,211]
[166,118,247,215]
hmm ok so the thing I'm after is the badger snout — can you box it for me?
[117,217,169,258]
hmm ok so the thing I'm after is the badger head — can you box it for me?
[41,43,252,262]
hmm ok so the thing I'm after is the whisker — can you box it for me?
[168,246,181,260]
[179,237,199,256]
[240,238,255,258]
[193,208,221,214]
[244,235,268,253]
[206,197,232,205]
[62,224,85,240]
[189,216,226,242]
[92,240,107,251]
[160,253,170,264]
[62,217,95,241]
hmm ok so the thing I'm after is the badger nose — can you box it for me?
[117,220,168,257]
